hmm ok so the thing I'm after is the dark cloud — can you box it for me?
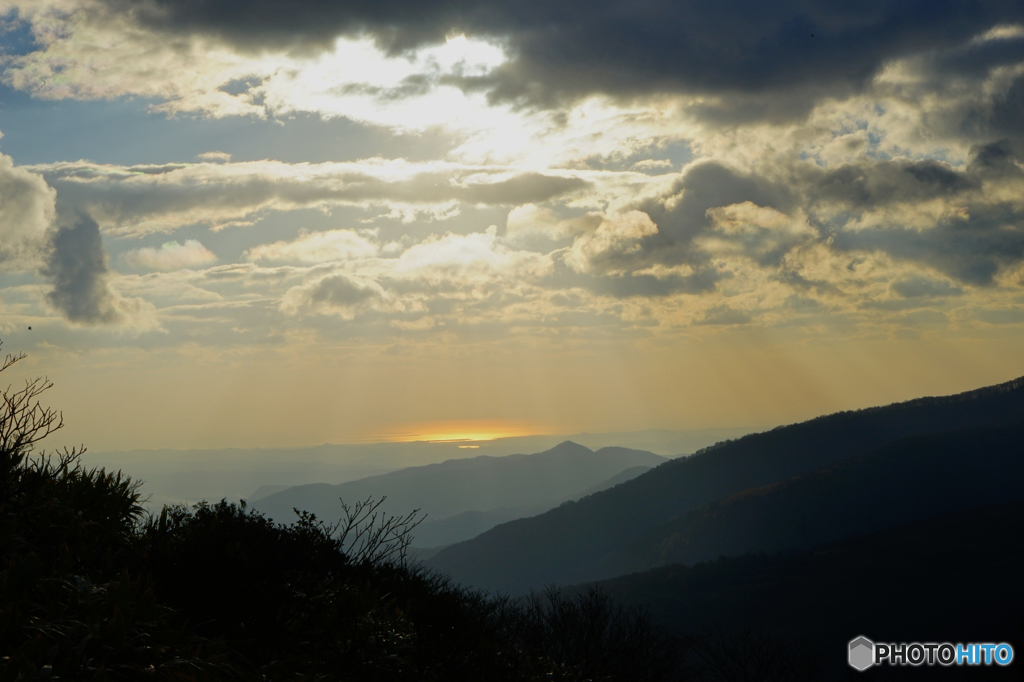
[696,305,752,326]
[776,270,842,296]
[833,206,1024,286]
[103,0,1024,109]
[967,139,1024,181]
[616,149,1024,292]
[589,271,720,299]
[305,275,382,308]
[41,213,121,323]
[813,158,979,208]
[989,75,1024,137]
[928,34,1024,79]
[640,161,796,255]
[812,147,1024,286]
[459,173,589,205]
[889,276,964,298]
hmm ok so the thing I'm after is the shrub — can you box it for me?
[0,340,681,681]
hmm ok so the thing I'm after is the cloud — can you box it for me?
[122,240,219,271]
[393,228,552,284]
[889,276,964,299]
[564,211,659,275]
[0,151,56,268]
[197,151,232,162]
[630,161,797,273]
[812,159,979,209]
[41,213,123,324]
[697,305,753,326]
[33,159,590,234]
[245,229,378,264]
[701,202,816,267]
[503,204,599,248]
[831,213,1024,287]
[99,0,1024,110]
[281,272,388,319]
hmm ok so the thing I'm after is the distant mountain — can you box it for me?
[427,375,1024,593]
[248,484,289,502]
[87,427,747,509]
[252,442,666,527]
[410,465,655,548]
[574,500,1024,678]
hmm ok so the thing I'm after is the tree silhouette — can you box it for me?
[0,338,682,681]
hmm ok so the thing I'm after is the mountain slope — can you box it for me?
[427,375,1024,593]
[411,465,655,548]
[252,442,665,525]
[576,500,1024,678]
[596,419,1024,576]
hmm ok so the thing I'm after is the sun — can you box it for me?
[373,418,554,444]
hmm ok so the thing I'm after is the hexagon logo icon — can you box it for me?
[849,636,874,671]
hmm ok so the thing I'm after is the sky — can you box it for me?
[0,0,1023,452]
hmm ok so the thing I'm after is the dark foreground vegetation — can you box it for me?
[5,337,1023,681]
[0,343,683,681]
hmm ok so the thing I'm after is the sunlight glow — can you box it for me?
[261,35,514,134]
[371,419,555,443]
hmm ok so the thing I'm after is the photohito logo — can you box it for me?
[849,636,1014,670]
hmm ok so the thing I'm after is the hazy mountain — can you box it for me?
[573,500,1024,678]
[410,465,655,548]
[427,375,1024,593]
[411,505,550,549]
[248,484,290,502]
[252,442,666,526]
[84,427,742,510]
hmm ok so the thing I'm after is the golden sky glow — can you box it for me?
[1,2,1023,453]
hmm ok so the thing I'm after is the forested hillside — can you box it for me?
[596,419,1024,575]
[428,376,1024,592]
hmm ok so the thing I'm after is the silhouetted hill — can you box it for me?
[427,375,1024,593]
[253,441,665,527]
[575,500,1024,679]
[410,464,655,548]
[597,419,1024,575]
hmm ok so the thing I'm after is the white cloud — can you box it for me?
[197,151,232,163]
[122,240,219,271]
[0,151,56,269]
[394,228,553,284]
[246,229,377,264]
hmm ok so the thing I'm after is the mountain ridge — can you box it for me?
[252,441,666,526]
[426,374,1024,592]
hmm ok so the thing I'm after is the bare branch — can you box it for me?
[333,496,425,566]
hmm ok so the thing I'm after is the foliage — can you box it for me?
[0,342,234,680]
[685,626,820,682]
[0,340,682,681]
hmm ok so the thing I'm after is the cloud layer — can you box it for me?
[104,0,1024,110]
[0,1,1022,345]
